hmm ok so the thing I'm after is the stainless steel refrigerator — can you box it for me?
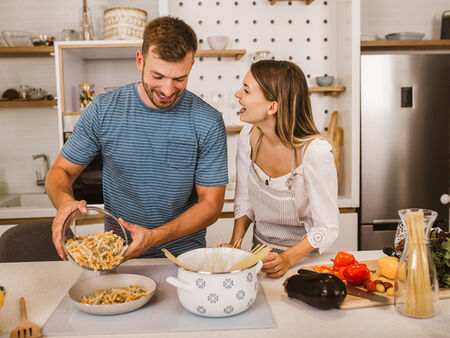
[360,53,450,250]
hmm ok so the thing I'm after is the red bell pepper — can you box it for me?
[332,251,357,271]
[343,263,371,285]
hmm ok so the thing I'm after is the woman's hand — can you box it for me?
[52,200,88,260]
[118,218,152,260]
[261,251,292,278]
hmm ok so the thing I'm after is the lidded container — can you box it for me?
[103,7,148,40]
[394,208,439,318]
[79,83,95,111]
[62,206,128,272]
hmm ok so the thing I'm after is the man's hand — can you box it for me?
[52,200,88,260]
[261,251,292,278]
[118,218,152,260]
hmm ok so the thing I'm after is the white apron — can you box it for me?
[248,136,307,253]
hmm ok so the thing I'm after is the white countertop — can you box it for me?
[1,250,448,338]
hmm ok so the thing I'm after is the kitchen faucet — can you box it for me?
[32,153,49,186]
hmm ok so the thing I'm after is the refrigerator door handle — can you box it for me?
[373,219,401,224]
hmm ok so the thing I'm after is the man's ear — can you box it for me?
[268,101,278,116]
[136,50,144,72]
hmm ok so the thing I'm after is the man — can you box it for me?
[46,16,228,260]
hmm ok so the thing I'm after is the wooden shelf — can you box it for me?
[196,49,246,60]
[309,86,346,96]
[0,46,54,57]
[361,40,450,51]
[226,125,243,133]
[270,0,314,5]
[0,99,57,107]
[56,42,246,60]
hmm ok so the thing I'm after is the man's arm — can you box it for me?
[45,154,88,259]
[120,184,225,259]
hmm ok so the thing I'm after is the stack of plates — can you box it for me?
[385,32,425,40]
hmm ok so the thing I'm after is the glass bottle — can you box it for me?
[80,0,94,40]
[79,83,95,111]
[394,208,439,318]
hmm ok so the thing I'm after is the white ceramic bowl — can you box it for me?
[315,76,334,87]
[68,273,157,315]
[207,36,229,50]
[166,248,262,317]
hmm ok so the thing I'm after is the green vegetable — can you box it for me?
[283,269,347,310]
[430,228,450,288]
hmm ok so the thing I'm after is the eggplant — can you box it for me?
[283,270,347,310]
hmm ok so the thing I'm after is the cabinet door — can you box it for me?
[327,213,358,252]
[206,218,253,250]
[207,213,357,252]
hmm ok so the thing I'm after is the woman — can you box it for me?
[229,60,339,278]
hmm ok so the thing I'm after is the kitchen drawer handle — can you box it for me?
[373,219,401,224]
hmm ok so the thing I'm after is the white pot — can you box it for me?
[166,248,262,317]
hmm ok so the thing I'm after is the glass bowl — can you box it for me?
[62,206,128,271]
[1,30,32,47]
[31,33,54,46]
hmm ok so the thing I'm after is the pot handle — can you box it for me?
[166,277,193,292]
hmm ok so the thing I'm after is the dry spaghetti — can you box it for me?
[80,285,150,305]
[66,231,127,271]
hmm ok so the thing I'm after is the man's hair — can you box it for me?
[142,16,197,61]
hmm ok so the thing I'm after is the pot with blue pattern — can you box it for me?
[166,247,263,317]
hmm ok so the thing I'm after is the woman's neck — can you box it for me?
[256,120,285,148]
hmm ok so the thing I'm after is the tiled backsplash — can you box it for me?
[0,0,159,195]
[0,108,59,194]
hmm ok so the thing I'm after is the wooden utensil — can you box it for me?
[333,127,343,181]
[10,297,41,338]
[327,110,338,140]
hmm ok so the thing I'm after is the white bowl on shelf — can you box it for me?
[207,36,229,50]
[361,32,378,41]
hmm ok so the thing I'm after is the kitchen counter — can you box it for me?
[1,251,448,338]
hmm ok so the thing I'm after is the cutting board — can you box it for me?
[301,260,450,310]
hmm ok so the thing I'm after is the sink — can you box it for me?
[0,193,53,208]
[0,193,56,219]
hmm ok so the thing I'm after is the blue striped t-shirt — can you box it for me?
[61,83,228,257]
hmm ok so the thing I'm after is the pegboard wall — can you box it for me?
[167,0,346,132]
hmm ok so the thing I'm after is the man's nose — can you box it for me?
[160,79,176,96]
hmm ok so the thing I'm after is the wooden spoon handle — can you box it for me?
[19,297,28,321]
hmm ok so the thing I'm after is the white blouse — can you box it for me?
[234,124,339,253]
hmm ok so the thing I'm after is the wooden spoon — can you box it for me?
[10,297,42,338]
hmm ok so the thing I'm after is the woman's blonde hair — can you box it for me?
[250,60,321,148]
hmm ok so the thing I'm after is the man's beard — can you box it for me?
[142,78,181,109]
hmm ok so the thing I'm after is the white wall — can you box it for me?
[361,0,449,39]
